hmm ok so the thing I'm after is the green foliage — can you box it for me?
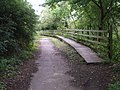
[0,0,37,56]
[112,37,120,62]
[46,0,120,30]
[0,0,38,89]
[42,1,120,89]
[39,2,70,30]
[109,82,120,90]
[0,82,6,90]
[0,49,36,90]
[0,57,20,78]
[45,0,120,61]
[108,64,120,90]
[19,50,33,60]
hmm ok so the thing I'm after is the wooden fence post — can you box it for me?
[108,25,113,60]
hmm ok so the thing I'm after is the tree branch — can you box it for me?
[91,0,100,8]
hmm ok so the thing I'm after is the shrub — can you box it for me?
[112,37,120,62]
[0,57,20,78]
[0,82,6,90]
[109,82,120,90]
[0,0,37,56]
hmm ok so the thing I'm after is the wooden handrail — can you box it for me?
[66,29,108,33]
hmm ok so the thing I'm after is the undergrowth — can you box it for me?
[0,82,6,90]
[108,64,120,90]
[112,37,120,62]
[109,82,120,90]
[0,37,38,90]
[108,34,120,89]
[0,50,34,89]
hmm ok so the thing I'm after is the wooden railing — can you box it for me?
[65,29,108,46]
[40,28,113,60]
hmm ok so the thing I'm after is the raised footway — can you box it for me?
[56,35,103,63]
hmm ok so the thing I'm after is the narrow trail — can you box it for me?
[4,37,114,90]
[29,38,81,90]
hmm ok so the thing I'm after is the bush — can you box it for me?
[19,50,33,60]
[0,0,37,56]
[112,37,120,62]
[0,57,21,78]
[0,82,6,90]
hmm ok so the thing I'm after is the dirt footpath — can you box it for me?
[28,37,115,90]
[29,38,81,90]
[5,37,115,90]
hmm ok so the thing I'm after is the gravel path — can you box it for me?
[29,38,81,90]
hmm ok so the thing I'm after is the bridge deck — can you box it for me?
[56,35,103,63]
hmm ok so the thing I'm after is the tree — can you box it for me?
[46,0,120,31]
[40,2,71,30]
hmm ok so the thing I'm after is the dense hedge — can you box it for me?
[0,0,37,56]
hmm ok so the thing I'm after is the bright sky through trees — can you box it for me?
[27,0,45,15]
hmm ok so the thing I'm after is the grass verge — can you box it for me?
[49,37,85,63]
[0,35,40,90]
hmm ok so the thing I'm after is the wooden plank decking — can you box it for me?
[56,35,103,63]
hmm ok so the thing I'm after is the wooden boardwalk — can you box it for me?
[56,35,103,63]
